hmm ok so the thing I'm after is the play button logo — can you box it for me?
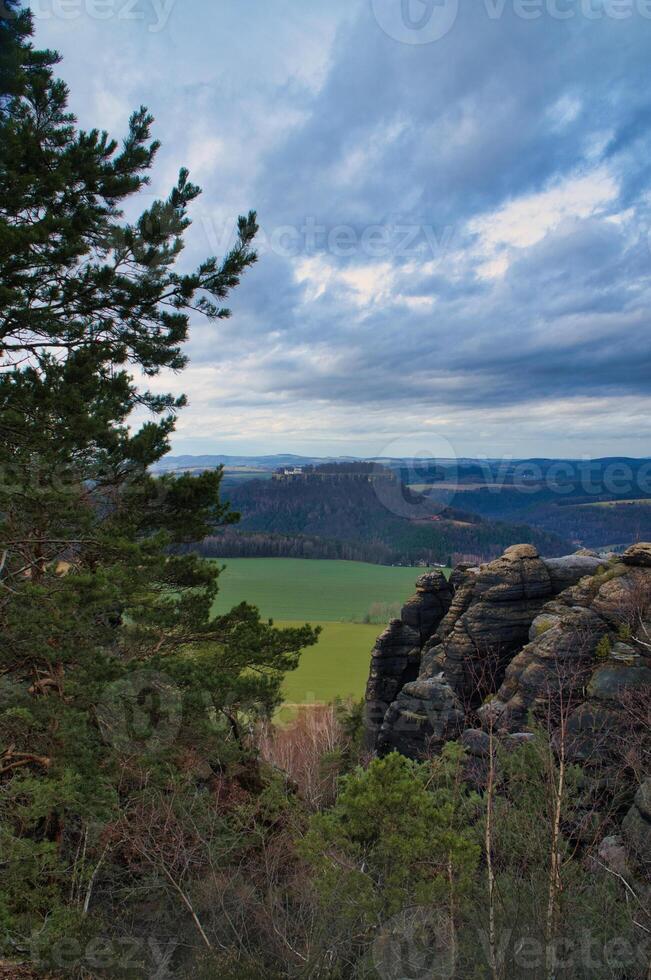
[371,0,459,43]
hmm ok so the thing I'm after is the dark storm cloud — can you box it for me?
[31,0,651,452]
[212,2,651,424]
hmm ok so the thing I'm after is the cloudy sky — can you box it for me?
[30,0,651,459]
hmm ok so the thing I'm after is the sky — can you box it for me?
[27,0,651,460]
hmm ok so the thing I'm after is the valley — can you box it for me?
[211,557,437,705]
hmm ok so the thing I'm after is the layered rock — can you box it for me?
[363,571,453,745]
[400,570,453,643]
[364,541,651,875]
[377,676,465,758]
[484,546,651,754]
[369,545,604,756]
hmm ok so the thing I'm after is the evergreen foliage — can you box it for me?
[0,1,316,962]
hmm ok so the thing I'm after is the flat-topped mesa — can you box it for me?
[365,544,605,757]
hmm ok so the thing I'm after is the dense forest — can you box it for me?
[219,474,572,564]
[432,488,651,549]
[187,528,398,564]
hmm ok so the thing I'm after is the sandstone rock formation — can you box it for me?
[485,546,651,753]
[400,570,453,643]
[366,544,651,769]
[364,541,651,883]
[366,544,605,756]
[364,572,452,744]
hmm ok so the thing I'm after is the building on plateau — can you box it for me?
[272,463,397,484]
[272,466,305,481]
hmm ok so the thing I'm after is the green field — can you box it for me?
[211,557,428,622]
[274,621,381,715]
[210,558,438,704]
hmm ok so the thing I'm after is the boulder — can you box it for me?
[587,661,651,703]
[376,676,464,758]
[460,727,490,758]
[635,779,651,822]
[622,542,651,567]
[503,543,539,560]
[595,835,629,877]
[543,553,604,592]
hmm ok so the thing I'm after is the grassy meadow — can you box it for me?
[210,557,427,622]
[210,558,443,705]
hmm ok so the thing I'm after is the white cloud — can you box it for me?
[30,0,651,457]
[469,168,619,279]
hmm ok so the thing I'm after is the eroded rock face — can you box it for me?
[544,554,613,592]
[485,546,651,753]
[363,572,453,745]
[376,676,465,757]
[400,571,453,644]
[367,545,604,757]
[481,604,608,732]
[363,542,651,874]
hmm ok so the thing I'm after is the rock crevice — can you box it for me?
[364,545,650,762]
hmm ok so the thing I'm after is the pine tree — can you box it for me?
[0,1,317,964]
[301,748,480,968]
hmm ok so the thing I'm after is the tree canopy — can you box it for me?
[0,2,316,964]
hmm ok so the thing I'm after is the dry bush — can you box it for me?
[615,574,651,643]
[359,600,402,624]
[609,682,651,787]
[258,704,348,809]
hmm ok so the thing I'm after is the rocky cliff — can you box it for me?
[364,542,651,874]
[364,543,651,820]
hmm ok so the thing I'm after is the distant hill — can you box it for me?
[416,458,651,549]
[162,455,651,553]
[152,453,360,473]
[204,467,573,566]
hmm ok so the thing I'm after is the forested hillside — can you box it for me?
[211,473,573,564]
[434,488,651,549]
[400,458,651,548]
